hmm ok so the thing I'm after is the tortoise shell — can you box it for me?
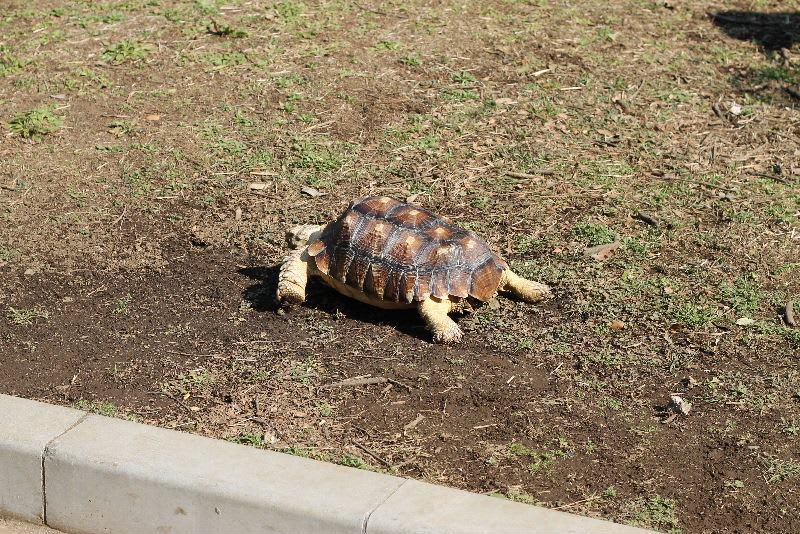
[305,196,508,303]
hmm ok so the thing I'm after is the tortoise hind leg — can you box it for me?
[276,248,310,306]
[418,297,462,343]
[501,270,551,303]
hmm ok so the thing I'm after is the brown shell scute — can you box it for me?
[310,196,507,303]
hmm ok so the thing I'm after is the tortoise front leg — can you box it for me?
[276,248,310,306]
[418,297,462,344]
[501,270,551,302]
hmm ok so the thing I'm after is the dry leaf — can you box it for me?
[301,186,326,197]
[609,319,625,331]
[585,241,621,262]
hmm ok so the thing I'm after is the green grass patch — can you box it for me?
[8,107,63,139]
[102,39,154,63]
[0,45,30,76]
[7,307,49,325]
[626,495,680,533]
[572,222,617,246]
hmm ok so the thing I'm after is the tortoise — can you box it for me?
[276,195,551,343]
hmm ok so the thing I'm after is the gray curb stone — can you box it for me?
[44,413,404,534]
[0,395,84,522]
[367,479,648,534]
[1,394,656,533]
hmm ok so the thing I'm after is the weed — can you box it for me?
[725,479,745,491]
[273,1,306,21]
[339,455,369,469]
[0,45,29,76]
[7,307,49,325]
[282,446,312,457]
[207,21,249,38]
[75,399,117,417]
[231,433,267,448]
[290,141,342,172]
[598,397,623,411]
[112,295,132,314]
[509,443,536,456]
[102,40,154,63]
[399,55,420,66]
[290,357,323,384]
[669,301,718,327]
[90,10,124,24]
[8,107,63,139]
[626,495,680,532]
[761,454,800,483]
[74,399,138,421]
[203,51,247,68]
[77,68,110,88]
[755,65,800,85]
[720,275,761,314]
[490,489,543,505]
[178,369,214,391]
[572,223,616,246]
[0,246,18,263]
[782,418,800,436]
[451,71,477,84]
[211,138,246,155]
[527,451,564,473]
[442,88,479,101]
[109,119,138,136]
[315,402,333,416]
[374,40,401,52]
[194,0,220,15]
[755,321,800,345]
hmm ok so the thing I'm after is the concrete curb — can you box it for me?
[0,394,655,534]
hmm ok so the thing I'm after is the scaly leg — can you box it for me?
[418,297,462,343]
[276,248,310,305]
[501,270,551,302]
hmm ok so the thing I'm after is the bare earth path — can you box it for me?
[1,1,799,532]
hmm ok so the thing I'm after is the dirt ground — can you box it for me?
[1,1,799,532]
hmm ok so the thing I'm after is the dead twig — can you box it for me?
[633,212,659,227]
[353,440,391,467]
[785,300,796,327]
[112,205,127,226]
[711,103,727,122]
[321,376,387,389]
[149,391,197,419]
[247,416,284,439]
[387,378,412,391]
[403,413,425,432]
[352,1,387,15]
[748,172,791,185]
[552,495,602,510]
[506,170,556,179]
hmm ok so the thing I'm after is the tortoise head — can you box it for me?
[286,224,324,249]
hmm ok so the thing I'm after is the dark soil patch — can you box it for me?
[2,1,799,533]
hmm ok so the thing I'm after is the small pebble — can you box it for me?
[668,394,692,416]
